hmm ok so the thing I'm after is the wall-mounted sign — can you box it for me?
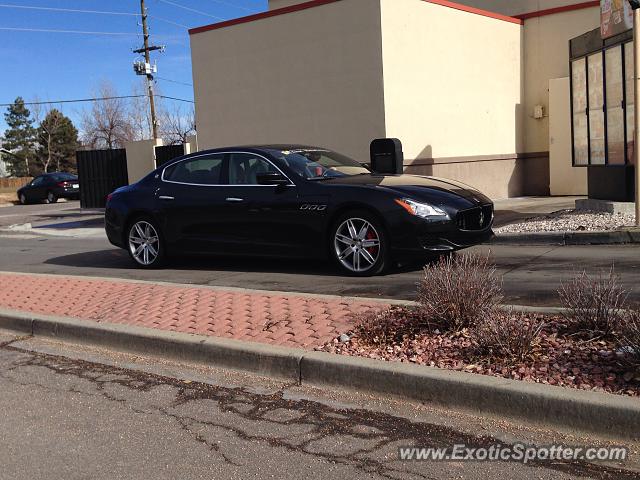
[601,0,633,39]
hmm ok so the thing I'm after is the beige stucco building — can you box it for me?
[189,0,600,199]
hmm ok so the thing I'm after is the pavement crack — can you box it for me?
[0,342,636,479]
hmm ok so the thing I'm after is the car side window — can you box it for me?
[31,176,45,186]
[164,154,224,185]
[228,153,278,185]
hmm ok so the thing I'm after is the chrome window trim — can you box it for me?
[160,151,295,187]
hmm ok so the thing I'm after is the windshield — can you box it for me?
[274,149,369,180]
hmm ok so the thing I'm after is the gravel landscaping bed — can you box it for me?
[496,209,635,233]
[319,307,640,397]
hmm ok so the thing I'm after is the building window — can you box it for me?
[588,52,606,165]
[571,38,633,166]
[606,45,625,165]
[625,41,635,164]
[572,57,589,165]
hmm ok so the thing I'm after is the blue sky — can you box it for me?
[0,0,268,133]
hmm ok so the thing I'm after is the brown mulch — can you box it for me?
[318,307,640,397]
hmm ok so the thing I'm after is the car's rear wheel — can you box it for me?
[127,217,165,268]
[45,191,57,204]
[330,210,389,276]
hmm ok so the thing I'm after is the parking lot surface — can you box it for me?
[0,201,639,306]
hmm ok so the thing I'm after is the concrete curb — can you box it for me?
[1,308,638,440]
[491,229,640,246]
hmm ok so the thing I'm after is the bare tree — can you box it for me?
[129,80,159,142]
[80,82,135,149]
[160,103,196,145]
[32,101,61,173]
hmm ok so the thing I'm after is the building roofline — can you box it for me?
[189,0,341,35]
[188,0,522,36]
[515,1,599,20]
[423,1,522,25]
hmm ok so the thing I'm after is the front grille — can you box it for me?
[456,204,493,231]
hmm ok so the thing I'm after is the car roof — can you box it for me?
[194,145,325,155]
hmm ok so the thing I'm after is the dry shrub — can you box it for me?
[418,252,503,332]
[558,267,628,336]
[354,307,422,347]
[616,309,640,365]
[473,310,544,361]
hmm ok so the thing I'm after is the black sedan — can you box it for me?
[17,172,80,204]
[105,145,493,276]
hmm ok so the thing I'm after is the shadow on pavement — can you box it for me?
[34,218,105,230]
[43,248,427,277]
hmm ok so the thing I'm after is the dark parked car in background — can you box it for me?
[17,172,80,205]
[105,145,494,276]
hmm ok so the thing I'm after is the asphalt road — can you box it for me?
[0,331,636,480]
[1,201,639,306]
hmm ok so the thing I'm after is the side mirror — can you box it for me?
[256,172,290,186]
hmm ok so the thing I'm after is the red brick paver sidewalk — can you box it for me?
[0,273,389,349]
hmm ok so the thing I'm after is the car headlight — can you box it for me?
[395,198,450,220]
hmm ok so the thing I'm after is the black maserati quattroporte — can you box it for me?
[105,145,494,276]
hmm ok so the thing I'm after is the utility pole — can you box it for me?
[133,0,164,140]
[632,0,640,226]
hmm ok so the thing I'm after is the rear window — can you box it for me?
[164,154,224,185]
[51,173,77,182]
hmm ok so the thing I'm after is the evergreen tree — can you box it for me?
[36,109,79,174]
[3,97,36,177]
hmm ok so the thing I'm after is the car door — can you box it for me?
[217,152,310,257]
[26,176,46,202]
[155,152,229,253]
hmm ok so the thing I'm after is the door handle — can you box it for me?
[158,196,175,201]
[226,197,244,203]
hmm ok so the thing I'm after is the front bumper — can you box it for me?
[105,207,125,248]
[389,204,494,260]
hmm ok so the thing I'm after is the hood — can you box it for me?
[321,174,492,207]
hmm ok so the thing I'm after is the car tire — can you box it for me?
[126,216,166,268]
[330,210,390,276]
[45,191,57,204]
[19,193,27,205]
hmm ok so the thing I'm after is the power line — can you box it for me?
[0,3,189,29]
[205,0,254,12]
[158,95,194,103]
[156,76,193,87]
[0,96,145,107]
[149,15,189,29]
[0,3,139,16]
[0,27,141,36]
[0,95,194,107]
[157,0,223,20]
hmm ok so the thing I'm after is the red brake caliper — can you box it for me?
[366,230,378,255]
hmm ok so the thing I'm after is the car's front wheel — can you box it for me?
[330,210,389,276]
[127,217,165,268]
[19,193,27,205]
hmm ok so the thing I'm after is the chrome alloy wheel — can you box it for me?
[333,218,381,273]
[128,220,160,266]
